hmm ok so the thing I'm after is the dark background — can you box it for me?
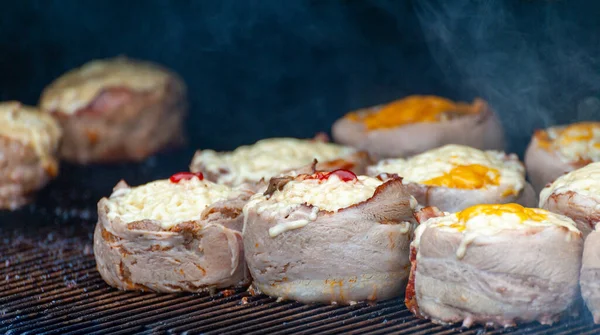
[1,0,600,157]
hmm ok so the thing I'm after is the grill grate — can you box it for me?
[1,151,600,334]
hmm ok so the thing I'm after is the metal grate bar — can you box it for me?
[59,293,241,335]
[317,309,420,335]
[277,302,407,335]
[0,261,97,306]
[165,295,280,334]
[244,300,399,335]
[202,303,316,335]
[27,293,178,334]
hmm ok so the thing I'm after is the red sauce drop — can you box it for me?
[169,172,204,183]
[310,169,358,182]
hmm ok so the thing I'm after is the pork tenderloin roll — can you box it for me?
[332,95,504,159]
[0,101,61,210]
[190,136,371,186]
[243,170,417,304]
[540,162,600,237]
[525,122,600,193]
[581,227,600,324]
[40,57,187,164]
[94,172,252,292]
[406,204,582,328]
[367,144,536,212]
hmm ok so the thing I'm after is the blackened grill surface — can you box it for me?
[1,149,599,335]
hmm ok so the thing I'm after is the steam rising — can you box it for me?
[413,1,600,155]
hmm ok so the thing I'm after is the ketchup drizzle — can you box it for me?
[310,169,358,182]
[169,172,204,183]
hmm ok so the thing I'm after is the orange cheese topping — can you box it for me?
[346,95,479,130]
[421,164,500,190]
[449,204,547,232]
[457,203,547,224]
[535,122,600,164]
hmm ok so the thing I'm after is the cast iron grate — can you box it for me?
[1,150,599,334]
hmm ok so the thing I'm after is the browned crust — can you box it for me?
[414,206,444,224]
[405,245,420,317]
[42,75,187,164]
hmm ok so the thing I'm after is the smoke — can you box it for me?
[412,0,600,155]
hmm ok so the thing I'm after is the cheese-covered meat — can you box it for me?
[407,204,582,327]
[332,96,505,158]
[0,101,61,210]
[40,57,187,164]
[525,122,600,192]
[190,137,370,186]
[243,170,417,304]
[94,172,252,292]
[367,145,536,212]
[540,162,600,237]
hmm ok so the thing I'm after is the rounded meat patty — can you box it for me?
[332,96,505,159]
[0,101,61,210]
[94,173,252,292]
[407,204,582,328]
[581,228,600,324]
[242,169,417,304]
[525,122,600,193]
[540,162,600,238]
[40,57,187,164]
[367,144,536,212]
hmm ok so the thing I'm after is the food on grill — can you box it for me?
[525,122,600,192]
[540,162,600,237]
[40,57,187,164]
[581,227,600,324]
[0,101,61,210]
[331,95,504,158]
[243,169,417,304]
[367,144,536,212]
[190,137,370,186]
[94,172,252,292]
[406,204,582,328]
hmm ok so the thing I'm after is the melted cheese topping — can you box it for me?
[540,162,600,205]
[414,203,579,259]
[0,102,61,172]
[40,57,171,115]
[105,177,233,229]
[369,145,524,195]
[263,175,383,212]
[345,95,480,130]
[193,138,356,185]
[535,122,600,164]
[243,174,413,237]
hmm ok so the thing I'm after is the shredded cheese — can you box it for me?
[40,57,171,115]
[540,162,600,205]
[535,122,600,164]
[193,138,356,185]
[368,144,524,195]
[345,95,480,130]
[244,174,413,237]
[105,176,233,229]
